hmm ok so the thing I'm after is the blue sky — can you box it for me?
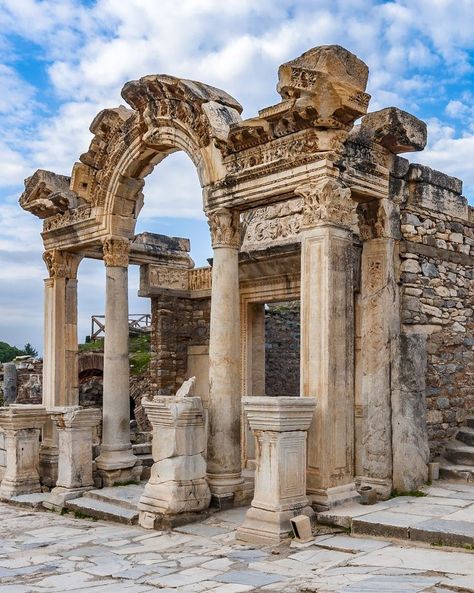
[0,0,474,352]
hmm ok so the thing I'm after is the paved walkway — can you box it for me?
[1,491,474,593]
[318,481,474,548]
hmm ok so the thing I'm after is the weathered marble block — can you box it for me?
[0,405,48,499]
[237,397,316,545]
[45,407,101,509]
[138,395,211,528]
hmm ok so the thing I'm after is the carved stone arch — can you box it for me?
[79,75,243,237]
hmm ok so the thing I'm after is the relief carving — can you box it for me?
[43,205,93,232]
[148,266,188,290]
[296,179,355,229]
[207,208,240,249]
[241,198,303,249]
[102,237,130,267]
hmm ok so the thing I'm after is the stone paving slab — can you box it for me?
[319,482,474,549]
[1,494,474,593]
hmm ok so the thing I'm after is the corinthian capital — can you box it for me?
[296,179,355,229]
[43,250,81,279]
[102,237,130,267]
[207,208,240,249]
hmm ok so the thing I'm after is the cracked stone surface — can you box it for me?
[1,493,474,593]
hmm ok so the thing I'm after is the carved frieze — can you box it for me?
[241,199,303,250]
[102,237,130,267]
[148,266,189,290]
[188,267,212,291]
[208,208,240,249]
[296,179,355,229]
[43,205,93,232]
[43,250,81,279]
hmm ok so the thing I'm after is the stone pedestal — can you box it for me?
[45,407,101,509]
[138,395,210,529]
[207,209,244,504]
[95,239,139,486]
[0,405,48,499]
[237,397,316,545]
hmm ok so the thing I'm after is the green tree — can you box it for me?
[23,343,38,357]
[0,341,24,363]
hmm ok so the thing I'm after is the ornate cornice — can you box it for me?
[296,179,355,229]
[102,237,130,267]
[43,250,81,279]
[208,208,240,249]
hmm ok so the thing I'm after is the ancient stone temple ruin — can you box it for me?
[1,44,473,541]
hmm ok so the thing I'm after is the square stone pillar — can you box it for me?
[297,179,359,509]
[237,397,316,545]
[0,405,48,499]
[45,407,101,509]
[138,394,210,529]
[41,250,81,487]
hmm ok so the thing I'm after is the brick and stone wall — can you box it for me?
[265,303,300,397]
[397,162,474,457]
[149,294,211,395]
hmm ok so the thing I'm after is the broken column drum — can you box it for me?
[138,392,210,528]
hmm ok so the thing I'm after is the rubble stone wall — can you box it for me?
[265,303,300,397]
[397,162,474,457]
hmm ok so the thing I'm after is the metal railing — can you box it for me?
[90,314,152,341]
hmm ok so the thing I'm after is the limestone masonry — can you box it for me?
[0,44,472,545]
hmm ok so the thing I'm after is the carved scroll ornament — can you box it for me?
[207,208,240,249]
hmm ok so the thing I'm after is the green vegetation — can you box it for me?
[0,341,39,363]
[390,489,427,498]
[113,480,139,487]
[78,333,151,376]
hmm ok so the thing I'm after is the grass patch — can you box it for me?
[73,510,97,521]
[390,489,427,498]
[79,339,104,353]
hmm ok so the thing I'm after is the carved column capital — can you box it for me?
[296,179,356,230]
[102,237,130,267]
[43,250,81,279]
[207,208,240,249]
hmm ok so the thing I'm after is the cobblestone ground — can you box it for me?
[1,502,474,593]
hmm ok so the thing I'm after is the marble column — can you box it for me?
[0,405,48,499]
[41,250,81,487]
[207,208,244,505]
[297,179,360,509]
[46,407,101,509]
[95,238,140,486]
[237,397,316,545]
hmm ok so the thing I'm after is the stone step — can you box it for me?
[466,416,474,429]
[439,460,474,482]
[64,496,139,525]
[445,442,474,466]
[132,442,152,456]
[84,483,145,510]
[456,426,474,447]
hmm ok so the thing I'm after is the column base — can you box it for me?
[97,464,142,487]
[355,476,392,501]
[207,472,246,509]
[44,486,93,510]
[236,505,315,545]
[39,446,58,489]
[309,482,361,511]
[0,478,42,500]
[95,445,140,486]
